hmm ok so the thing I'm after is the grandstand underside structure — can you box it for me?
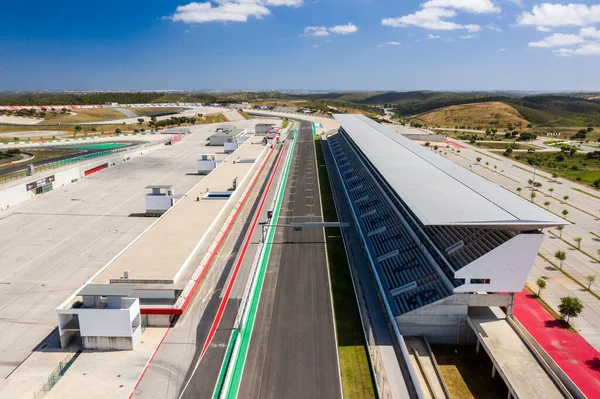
[328,114,565,343]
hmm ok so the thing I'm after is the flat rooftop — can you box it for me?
[93,135,268,284]
[333,114,565,230]
[468,308,564,399]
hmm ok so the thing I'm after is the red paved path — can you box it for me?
[514,291,600,397]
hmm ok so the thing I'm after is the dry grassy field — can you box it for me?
[126,107,184,117]
[414,102,530,129]
[44,108,128,124]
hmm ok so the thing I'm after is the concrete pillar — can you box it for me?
[491,364,497,379]
[506,292,515,317]
[476,339,481,354]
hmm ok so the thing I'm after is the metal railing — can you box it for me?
[33,350,81,398]
[0,139,166,186]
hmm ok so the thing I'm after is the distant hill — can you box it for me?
[507,96,600,127]
[413,102,529,129]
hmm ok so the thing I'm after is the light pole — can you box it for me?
[532,165,538,191]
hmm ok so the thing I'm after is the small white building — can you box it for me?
[224,139,240,153]
[145,185,180,216]
[57,284,142,350]
[198,154,218,174]
[209,128,246,146]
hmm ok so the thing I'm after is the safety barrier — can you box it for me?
[33,350,81,398]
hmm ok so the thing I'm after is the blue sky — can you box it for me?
[1,0,599,91]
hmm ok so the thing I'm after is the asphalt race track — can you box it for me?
[238,121,341,399]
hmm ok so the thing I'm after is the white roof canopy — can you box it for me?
[333,114,566,230]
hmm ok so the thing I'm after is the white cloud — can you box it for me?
[329,23,358,35]
[422,0,500,14]
[517,3,600,29]
[485,23,503,32]
[554,42,600,56]
[459,34,479,39]
[304,26,329,36]
[378,41,401,47]
[170,0,302,24]
[581,27,600,39]
[312,44,319,48]
[382,7,481,32]
[303,23,358,36]
[499,48,507,51]
[528,33,585,48]
[428,33,441,39]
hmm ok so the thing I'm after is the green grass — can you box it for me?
[473,141,540,150]
[314,136,376,399]
[431,344,508,399]
[508,151,600,187]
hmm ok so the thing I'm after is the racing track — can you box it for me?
[237,120,341,399]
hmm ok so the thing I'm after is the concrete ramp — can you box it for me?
[467,307,565,399]
[404,336,449,399]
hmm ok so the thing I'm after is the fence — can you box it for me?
[0,139,164,186]
[33,350,81,399]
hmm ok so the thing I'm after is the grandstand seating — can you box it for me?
[329,129,521,317]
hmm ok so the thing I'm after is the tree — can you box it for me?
[544,201,551,209]
[115,128,122,134]
[563,195,569,203]
[516,187,522,196]
[574,237,582,249]
[558,296,584,324]
[485,161,490,168]
[137,118,145,125]
[554,250,566,269]
[536,278,547,296]
[424,142,430,148]
[597,248,600,258]
[476,157,482,164]
[530,191,536,202]
[74,125,82,132]
[549,188,554,197]
[551,172,559,181]
[562,209,569,218]
[585,275,596,290]
[556,225,564,238]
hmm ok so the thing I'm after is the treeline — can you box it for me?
[0,92,240,106]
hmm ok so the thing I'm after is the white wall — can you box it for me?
[57,298,140,338]
[454,233,545,293]
[0,147,153,211]
[145,195,174,213]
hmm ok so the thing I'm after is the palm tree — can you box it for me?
[552,172,559,182]
[516,187,522,196]
[544,201,551,209]
[585,275,596,290]
[485,161,490,168]
[562,209,569,219]
[597,248,600,258]
[476,157,482,164]
[563,195,569,203]
[494,165,497,171]
[536,278,547,296]
[554,250,567,269]
[574,237,582,249]
[530,192,536,202]
[556,225,564,238]
[549,188,554,197]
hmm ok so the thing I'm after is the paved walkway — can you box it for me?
[514,291,600,397]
